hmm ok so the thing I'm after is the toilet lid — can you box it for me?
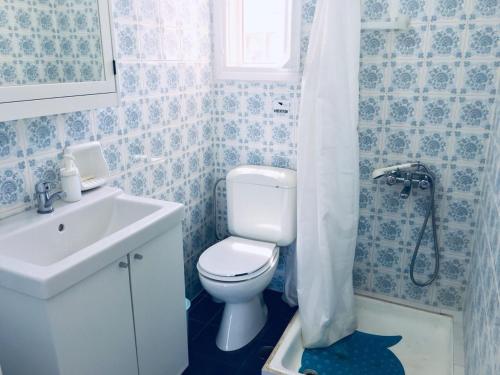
[198,237,277,278]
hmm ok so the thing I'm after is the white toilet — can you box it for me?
[197,165,297,351]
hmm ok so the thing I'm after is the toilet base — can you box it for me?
[216,293,268,351]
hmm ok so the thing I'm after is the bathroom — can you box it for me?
[0,0,497,374]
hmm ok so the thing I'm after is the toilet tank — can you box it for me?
[226,165,297,247]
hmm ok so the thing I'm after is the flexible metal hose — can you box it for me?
[409,164,440,287]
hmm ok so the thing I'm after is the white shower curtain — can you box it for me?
[296,0,361,348]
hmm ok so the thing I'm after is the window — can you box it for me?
[214,0,301,81]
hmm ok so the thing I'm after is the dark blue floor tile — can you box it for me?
[184,354,239,375]
[185,289,297,375]
[189,293,224,323]
[188,319,206,343]
[238,345,274,374]
[189,323,253,368]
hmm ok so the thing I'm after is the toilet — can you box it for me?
[197,165,297,351]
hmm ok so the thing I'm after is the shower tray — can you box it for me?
[263,295,461,375]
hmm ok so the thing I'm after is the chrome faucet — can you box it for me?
[34,182,64,214]
[373,162,433,200]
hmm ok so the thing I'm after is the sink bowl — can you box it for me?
[0,187,183,299]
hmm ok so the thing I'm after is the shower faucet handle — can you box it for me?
[418,178,431,190]
[386,175,398,185]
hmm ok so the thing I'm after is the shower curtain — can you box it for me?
[295,0,361,348]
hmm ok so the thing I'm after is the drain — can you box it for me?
[302,370,318,375]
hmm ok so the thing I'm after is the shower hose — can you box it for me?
[409,164,440,287]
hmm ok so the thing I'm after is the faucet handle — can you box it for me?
[35,181,51,194]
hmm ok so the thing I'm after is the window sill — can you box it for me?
[215,68,301,82]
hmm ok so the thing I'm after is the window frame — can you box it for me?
[213,0,302,82]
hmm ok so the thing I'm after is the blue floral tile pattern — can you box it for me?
[29,156,61,190]
[429,25,463,58]
[463,107,499,372]
[393,28,424,57]
[458,98,493,129]
[425,64,457,92]
[473,0,499,17]
[389,63,420,92]
[360,63,386,91]
[466,25,498,56]
[354,0,497,315]
[400,0,427,19]
[64,111,93,144]
[434,0,464,18]
[24,116,59,155]
[0,0,104,86]
[0,163,28,209]
[362,0,390,21]
[0,121,20,159]
[361,31,388,57]
[96,108,119,139]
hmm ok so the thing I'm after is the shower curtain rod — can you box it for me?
[362,15,410,30]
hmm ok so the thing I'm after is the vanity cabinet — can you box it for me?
[0,224,188,375]
[47,255,139,375]
[0,0,118,121]
[130,228,188,375]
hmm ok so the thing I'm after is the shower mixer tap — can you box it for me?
[400,179,412,199]
[372,163,433,199]
[372,161,440,287]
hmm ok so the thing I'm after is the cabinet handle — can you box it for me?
[134,254,143,260]
[119,262,129,269]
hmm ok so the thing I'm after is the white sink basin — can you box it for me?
[0,187,183,299]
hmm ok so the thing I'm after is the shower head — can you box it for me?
[372,163,419,179]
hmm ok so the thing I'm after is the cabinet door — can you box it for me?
[48,256,138,375]
[129,225,189,375]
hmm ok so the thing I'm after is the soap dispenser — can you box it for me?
[60,154,82,202]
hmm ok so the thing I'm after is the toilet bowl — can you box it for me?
[198,165,297,351]
[198,236,280,351]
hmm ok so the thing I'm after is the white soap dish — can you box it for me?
[66,142,109,191]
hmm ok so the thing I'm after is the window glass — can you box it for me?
[242,0,288,66]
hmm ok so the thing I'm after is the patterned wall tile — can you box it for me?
[0,161,30,215]
[24,115,61,155]
[0,0,104,86]
[0,121,21,160]
[463,69,499,375]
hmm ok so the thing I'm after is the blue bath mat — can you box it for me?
[299,331,404,375]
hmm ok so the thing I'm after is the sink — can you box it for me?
[0,187,184,299]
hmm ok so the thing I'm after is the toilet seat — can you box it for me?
[197,237,278,282]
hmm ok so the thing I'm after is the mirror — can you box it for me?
[0,0,105,87]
